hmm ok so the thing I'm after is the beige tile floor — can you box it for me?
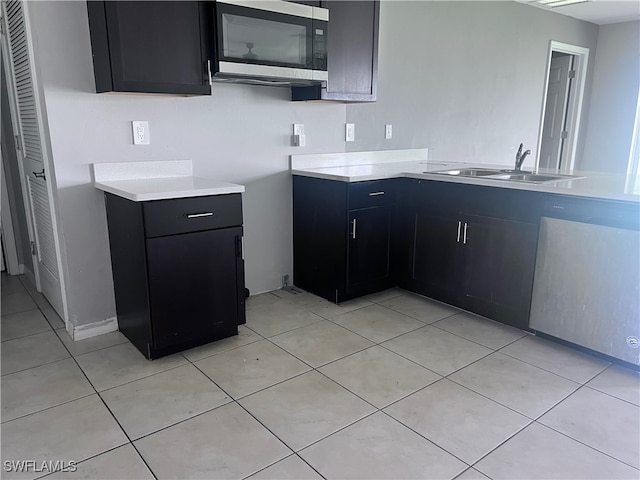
[2,272,640,480]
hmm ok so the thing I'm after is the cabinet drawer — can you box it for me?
[348,180,395,209]
[143,194,242,238]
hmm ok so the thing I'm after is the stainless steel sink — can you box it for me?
[428,168,584,184]
[488,173,584,183]
[428,168,502,177]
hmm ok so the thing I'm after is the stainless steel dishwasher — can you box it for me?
[530,196,640,366]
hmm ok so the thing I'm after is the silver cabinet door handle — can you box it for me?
[368,191,385,196]
[186,212,214,218]
[351,218,357,239]
[457,221,462,243]
[463,222,468,244]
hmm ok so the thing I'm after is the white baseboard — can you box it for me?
[73,316,118,341]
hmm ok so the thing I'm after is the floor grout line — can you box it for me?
[531,417,640,471]
[3,275,638,479]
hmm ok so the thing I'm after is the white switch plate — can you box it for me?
[385,124,393,139]
[293,123,305,135]
[132,121,150,145]
[345,123,355,142]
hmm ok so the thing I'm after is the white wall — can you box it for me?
[26,1,346,328]
[346,1,599,171]
[581,21,640,173]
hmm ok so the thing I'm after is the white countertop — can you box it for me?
[92,160,244,202]
[291,152,639,203]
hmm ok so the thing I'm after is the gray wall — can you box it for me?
[346,1,599,171]
[26,1,346,328]
[581,21,640,173]
[23,0,615,329]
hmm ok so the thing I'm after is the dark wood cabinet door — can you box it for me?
[89,1,210,95]
[459,214,538,329]
[291,0,379,102]
[410,209,460,304]
[347,206,392,293]
[146,227,241,350]
[324,0,378,100]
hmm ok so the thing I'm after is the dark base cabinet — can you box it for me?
[396,179,541,330]
[104,193,245,359]
[293,176,396,303]
[458,213,538,330]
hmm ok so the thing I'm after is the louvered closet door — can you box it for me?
[3,0,64,316]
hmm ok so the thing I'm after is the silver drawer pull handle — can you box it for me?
[186,212,214,218]
[456,221,462,242]
[463,222,468,244]
[351,219,357,239]
[369,191,385,196]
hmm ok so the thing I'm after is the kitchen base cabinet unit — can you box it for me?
[293,176,395,303]
[397,180,541,330]
[104,193,246,359]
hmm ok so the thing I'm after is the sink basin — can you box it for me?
[489,173,584,183]
[428,168,584,184]
[429,168,502,177]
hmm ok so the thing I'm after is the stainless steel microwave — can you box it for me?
[209,0,328,86]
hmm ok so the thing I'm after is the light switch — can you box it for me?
[345,123,355,142]
[292,124,305,147]
[385,124,393,139]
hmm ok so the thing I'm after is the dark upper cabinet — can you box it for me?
[291,0,379,102]
[293,176,395,303]
[87,1,211,95]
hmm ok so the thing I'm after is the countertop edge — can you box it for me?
[290,169,401,182]
[95,181,245,202]
[291,167,640,203]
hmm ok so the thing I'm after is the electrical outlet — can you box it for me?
[132,121,150,145]
[385,124,393,139]
[293,134,306,147]
[345,123,355,142]
[282,274,290,288]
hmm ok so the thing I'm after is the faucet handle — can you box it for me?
[516,143,523,159]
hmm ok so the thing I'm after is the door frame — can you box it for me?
[535,41,589,173]
[0,2,69,323]
[1,36,39,283]
[0,153,21,275]
[625,85,640,193]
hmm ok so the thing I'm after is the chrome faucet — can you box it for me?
[515,143,531,172]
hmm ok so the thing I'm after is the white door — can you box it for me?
[539,54,573,170]
[1,1,65,317]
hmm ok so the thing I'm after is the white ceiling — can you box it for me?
[516,0,640,25]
